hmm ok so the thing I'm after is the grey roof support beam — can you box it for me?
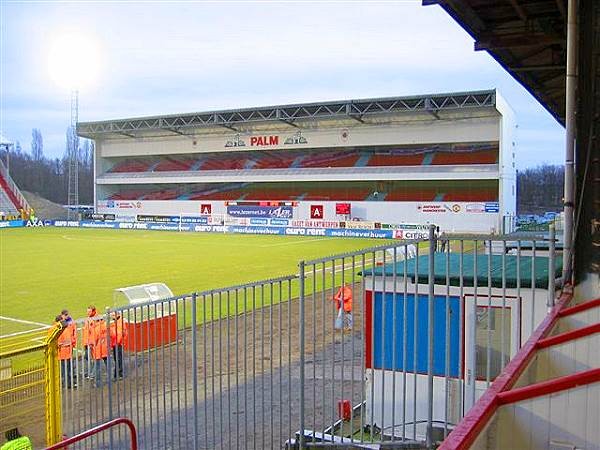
[77,90,497,138]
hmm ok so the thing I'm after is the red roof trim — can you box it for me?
[497,368,600,405]
[537,322,600,349]
[438,289,573,450]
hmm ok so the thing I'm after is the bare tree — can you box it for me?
[31,128,44,161]
[517,164,564,214]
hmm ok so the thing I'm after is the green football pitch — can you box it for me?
[0,227,389,334]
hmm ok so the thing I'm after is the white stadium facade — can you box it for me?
[78,89,516,234]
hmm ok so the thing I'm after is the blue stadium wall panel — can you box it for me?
[365,291,460,377]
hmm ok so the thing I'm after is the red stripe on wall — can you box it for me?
[497,368,600,405]
[365,290,373,369]
[536,322,600,349]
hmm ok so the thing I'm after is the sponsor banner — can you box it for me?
[137,215,209,224]
[224,217,249,226]
[224,131,308,148]
[417,202,499,214]
[381,223,429,230]
[485,202,500,213]
[104,200,142,210]
[284,227,327,237]
[227,205,293,219]
[147,223,193,232]
[269,218,289,226]
[25,218,46,227]
[193,225,227,233]
[47,220,396,239]
[417,203,463,214]
[81,221,120,229]
[229,225,285,235]
[310,205,323,219]
[53,220,82,227]
[200,204,212,215]
[335,203,351,215]
[0,220,25,229]
[290,219,340,228]
[115,215,137,222]
[392,229,430,240]
[207,216,224,225]
[327,229,394,239]
[84,213,116,221]
[250,218,269,225]
[465,204,485,213]
[344,221,376,230]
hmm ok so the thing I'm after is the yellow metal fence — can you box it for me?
[0,326,62,448]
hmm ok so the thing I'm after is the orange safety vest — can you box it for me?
[110,317,127,347]
[333,286,353,313]
[92,320,109,360]
[57,322,76,360]
[82,312,97,346]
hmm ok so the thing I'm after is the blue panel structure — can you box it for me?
[371,293,460,376]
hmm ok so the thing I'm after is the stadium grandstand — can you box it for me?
[0,135,31,221]
[79,89,516,233]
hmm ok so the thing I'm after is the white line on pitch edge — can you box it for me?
[0,315,50,327]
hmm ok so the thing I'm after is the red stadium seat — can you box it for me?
[110,160,152,173]
[366,153,425,167]
[431,149,498,165]
[153,158,196,171]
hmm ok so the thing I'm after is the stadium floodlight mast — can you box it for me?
[48,33,101,219]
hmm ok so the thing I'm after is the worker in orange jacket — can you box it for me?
[52,314,76,388]
[109,312,127,379]
[333,283,353,330]
[92,318,109,388]
[82,305,97,378]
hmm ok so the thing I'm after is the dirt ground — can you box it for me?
[60,283,368,449]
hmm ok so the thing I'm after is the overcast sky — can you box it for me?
[1,1,564,168]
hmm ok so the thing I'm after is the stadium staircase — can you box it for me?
[439,289,600,450]
[0,157,30,217]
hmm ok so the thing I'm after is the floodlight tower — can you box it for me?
[67,89,79,220]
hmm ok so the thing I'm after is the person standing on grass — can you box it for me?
[332,283,353,331]
[50,314,76,389]
[82,305,97,379]
[109,312,127,379]
[92,318,109,388]
[60,309,77,388]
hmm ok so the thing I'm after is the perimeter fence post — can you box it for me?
[548,223,556,307]
[191,293,199,450]
[427,225,436,449]
[298,261,306,450]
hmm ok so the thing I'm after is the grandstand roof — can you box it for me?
[423,1,566,125]
[78,90,499,140]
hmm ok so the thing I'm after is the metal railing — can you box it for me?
[0,157,30,213]
[44,417,137,450]
[0,326,63,448]
[55,227,560,449]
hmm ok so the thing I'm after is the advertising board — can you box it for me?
[227,205,293,219]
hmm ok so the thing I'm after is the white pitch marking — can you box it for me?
[0,326,51,339]
[260,237,335,248]
[0,315,50,327]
